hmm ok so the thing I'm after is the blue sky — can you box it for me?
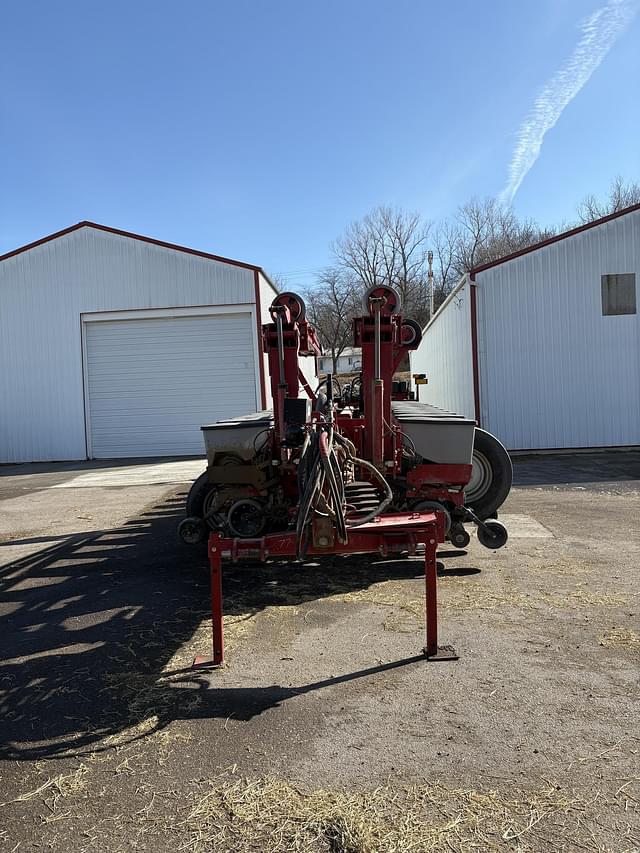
[2,0,638,287]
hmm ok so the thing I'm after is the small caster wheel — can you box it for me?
[178,516,206,545]
[449,524,470,549]
[477,520,508,550]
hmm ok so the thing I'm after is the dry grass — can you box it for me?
[2,764,89,808]
[163,610,257,672]
[4,593,638,851]
[177,775,637,853]
[6,766,639,853]
[599,627,640,659]
[81,607,261,753]
[326,577,628,628]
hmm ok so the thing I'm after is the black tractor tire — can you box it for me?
[465,429,512,520]
[186,471,215,518]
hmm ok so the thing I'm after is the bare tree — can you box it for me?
[425,200,552,317]
[577,176,640,224]
[304,269,357,374]
[303,176,639,341]
[266,273,287,292]
[431,221,462,310]
[332,206,431,326]
[452,198,551,274]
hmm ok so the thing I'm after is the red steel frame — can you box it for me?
[194,511,458,668]
[193,286,469,668]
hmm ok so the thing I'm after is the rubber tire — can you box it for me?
[412,500,452,535]
[477,520,509,550]
[186,471,216,518]
[178,516,207,546]
[401,318,422,347]
[465,429,512,520]
[449,524,470,549]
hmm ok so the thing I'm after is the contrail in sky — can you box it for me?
[500,0,638,205]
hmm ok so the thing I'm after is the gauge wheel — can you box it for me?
[449,523,470,549]
[412,500,452,535]
[178,516,207,546]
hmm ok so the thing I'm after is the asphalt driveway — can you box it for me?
[0,457,206,567]
[0,451,638,851]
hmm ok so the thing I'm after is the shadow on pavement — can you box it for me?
[0,492,474,760]
[512,451,640,486]
[0,456,204,479]
[167,655,429,722]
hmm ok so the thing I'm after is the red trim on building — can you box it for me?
[0,220,263,271]
[469,276,481,426]
[254,269,267,409]
[510,444,640,454]
[471,202,640,276]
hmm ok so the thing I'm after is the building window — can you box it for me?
[601,273,636,316]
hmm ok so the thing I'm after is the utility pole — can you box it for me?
[428,250,434,321]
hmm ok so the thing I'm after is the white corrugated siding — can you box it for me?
[409,276,475,419]
[257,271,277,406]
[477,209,640,449]
[0,226,258,462]
[85,313,257,457]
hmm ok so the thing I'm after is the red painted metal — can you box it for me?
[297,368,317,403]
[407,463,473,488]
[209,537,225,665]
[198,510,457,666]
[194,535,225,668]
[424,544,438,657]
[354,313,399,464]
[220,511,444,556]
[372,380,385,468]
[263,314,321,407]
[194,282,472,666]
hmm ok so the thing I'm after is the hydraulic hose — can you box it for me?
[295,424,394,556]
[345,456,394,528]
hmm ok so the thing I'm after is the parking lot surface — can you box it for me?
[0,452,638,851]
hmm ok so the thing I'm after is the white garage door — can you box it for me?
[85,312,258,458]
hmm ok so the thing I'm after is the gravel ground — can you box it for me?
[0,453,638,852]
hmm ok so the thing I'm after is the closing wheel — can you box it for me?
[178,516,207,546]
[477,520,508,550]
[465,429,513,520]
[227,499,267,538]
[449,523,470,549]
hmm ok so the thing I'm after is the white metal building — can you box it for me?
[410,204,640,451]
[317,347,362,374]
[0,222,280,462]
